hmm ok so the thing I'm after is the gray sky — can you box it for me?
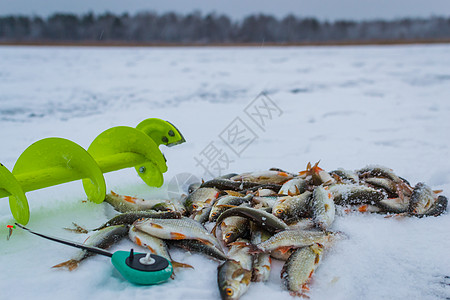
[1,0,449,20]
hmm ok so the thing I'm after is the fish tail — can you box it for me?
[171,260,194,270]
[52,259,79,271]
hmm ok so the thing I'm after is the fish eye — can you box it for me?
[192,204,198,209]
[212,212,217,217]
[276,209,284,215]
[225,233,232,239]
[225,288,234,296]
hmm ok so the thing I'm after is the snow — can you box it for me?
[1,44,450,300]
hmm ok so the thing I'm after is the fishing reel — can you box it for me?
[15,223,173,285]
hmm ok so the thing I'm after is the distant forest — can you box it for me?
[1,12,449,44]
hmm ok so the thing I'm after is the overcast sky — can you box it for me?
[1,0,449,20]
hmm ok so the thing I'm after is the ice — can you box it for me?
[0,44,449,300]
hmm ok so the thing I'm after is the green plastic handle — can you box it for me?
[0,163,29,224]
[111,251,173,285]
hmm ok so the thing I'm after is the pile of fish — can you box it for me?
[60,162,447,299]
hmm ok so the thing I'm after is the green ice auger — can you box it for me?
[0,118,185,225]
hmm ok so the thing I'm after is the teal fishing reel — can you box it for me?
[15,224,173,285]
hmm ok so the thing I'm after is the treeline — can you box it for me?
[1,11,449,43]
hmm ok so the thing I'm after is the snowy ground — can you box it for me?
[0,45,449,300]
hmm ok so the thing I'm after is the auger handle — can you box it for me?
[0,118,185,225]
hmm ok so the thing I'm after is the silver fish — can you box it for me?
[133,217,222,250]
[231,170,294,185]
[250,227,272,282]
[299,162,335,186]
[209,194,253,222]
[329,184,386,206]
[104,191,175,213]
[213,206,288,235]
[168,239,228,261]
[281,243,324,297]
[220,216,249,245]
[329,168,359,184]
[255,229,332,254]
[311,185,335,230]
[279,178,308,196]
[217,260,252,300]
[272,192,312,221]
[184,187,221,215]
[53,225,128,271]
[409,182,439,215]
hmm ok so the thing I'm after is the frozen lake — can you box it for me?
[0,45,449,299]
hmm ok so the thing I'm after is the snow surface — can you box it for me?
[0,45,450,300]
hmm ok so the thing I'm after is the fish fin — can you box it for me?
[228,241,250,248]
[146,246,156,253]
[232,268,252,283]
[170,232,187,239]
[195,238,215,246]
[211,223,218,237]
[150,223,164,229]
[242,269,253,284]
[433,190,443,194]
[52,259,79,271]
[358,205,368,213]
[277,246,293,254]
[64,222,89,234]
[172,260,194,270]
[224,190,243,197]
[110,191,119,197]
[215,204,238,208]
[289,291,310,299]
[384,212,408,219]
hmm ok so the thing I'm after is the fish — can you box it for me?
[168,239,228,261]
[200,179,261,191]
[209,194,253,222]
[377,197,410,213]
[253,229,332,254]
[299,162,335,186]
[230,170,294,185]
[104,191,174,213]
[279,178,308,196]
[328,184,386,206]
[409,182,440,215]
[219,216,250,245]
[281,243,324,297]
[188,182,202,194]
[192,206,213,224]
[272,192,312,221]
[53,224,129,271]
[227,238,253,270]
[423,195,447,217]
[357,165,403,183]
[311,185,335,230]
[128,225,193,271]
[217,238,254,300]
[250,227,272,282]
[133,217,222,250]
[66,210,182,233]
[184,187,221,215]
[217,259,252,300]
[329,169,359,184]
[213,206,288,235]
